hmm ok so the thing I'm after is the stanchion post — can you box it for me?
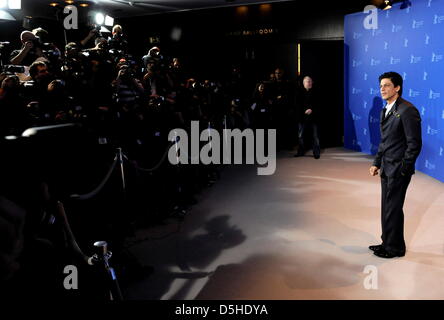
[91,241,123,301]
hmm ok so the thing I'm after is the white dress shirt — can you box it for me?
[385,100,396,117]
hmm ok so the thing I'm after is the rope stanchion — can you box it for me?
[70,156,119,200]
[129,141,175,173]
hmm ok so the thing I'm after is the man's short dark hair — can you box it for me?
[379,71,403,96]
[29,61,47,79]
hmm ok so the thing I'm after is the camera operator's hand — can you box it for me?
[80,29,99,47]
[117,68,128,79]
[89,29,99,37]
[24,40,34,51]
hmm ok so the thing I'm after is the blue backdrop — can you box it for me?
[344,0,444,182]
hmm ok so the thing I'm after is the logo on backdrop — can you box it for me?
[369,115,379,123]
[410,55,422,64]
[371,58,381,66]
[431,52,443,62]
[353,59,363,67]
[352,87,362,94]
[433,14,444,24]
[370,88,378,95]
[412,19,424,29]
[390,56,401,65]
[425,160,436,170]
[426,125,439,135]
[408,89,420,97]
[429,89,441,99]
[392,24,403,33]
[372,29,383,37]
[353,32,363,39]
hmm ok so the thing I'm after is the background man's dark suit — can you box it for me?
[373,97,422,255]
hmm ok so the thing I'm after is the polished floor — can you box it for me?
[125,148,444,300]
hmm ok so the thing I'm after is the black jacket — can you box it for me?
[297,87,320,123]
[373,97,422,177]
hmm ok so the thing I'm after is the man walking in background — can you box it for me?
[369,71,422,258]
[295,75,321,159]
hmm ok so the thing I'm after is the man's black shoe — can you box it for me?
[373,248,405,258]
[369,244,383,252]
[294,152,304,157]
[314,154,320,159]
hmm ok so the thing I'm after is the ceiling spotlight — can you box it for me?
[79,3,89,7]
[65,0,74,4]
[49,2,59,7]
[383,0,392,10]
[105,15,114,26]
[8,0,21,10]
[95,12,105,25]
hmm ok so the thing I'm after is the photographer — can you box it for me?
[112,63,144,111]
[0,74,28,135]
[108,25,128,57]
[9,31,48,66]
[61,42,89,103]
[142,46,163,73]
[23,61,55,125]
[31,28,62,75]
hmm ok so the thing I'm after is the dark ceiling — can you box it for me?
[13,0,302,19]
[4,0,401,20]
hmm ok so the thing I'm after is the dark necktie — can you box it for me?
[382,107,387,121]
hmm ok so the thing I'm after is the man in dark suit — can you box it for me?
[369,71,422,258]
[294,75,321,159]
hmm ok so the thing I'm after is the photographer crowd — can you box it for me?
[0,24,320,299]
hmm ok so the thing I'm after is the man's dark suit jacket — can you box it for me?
[373,97,422,177]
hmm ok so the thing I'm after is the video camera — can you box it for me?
[30,37,60,61]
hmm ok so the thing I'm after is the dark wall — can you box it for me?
[300,41,344,147]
